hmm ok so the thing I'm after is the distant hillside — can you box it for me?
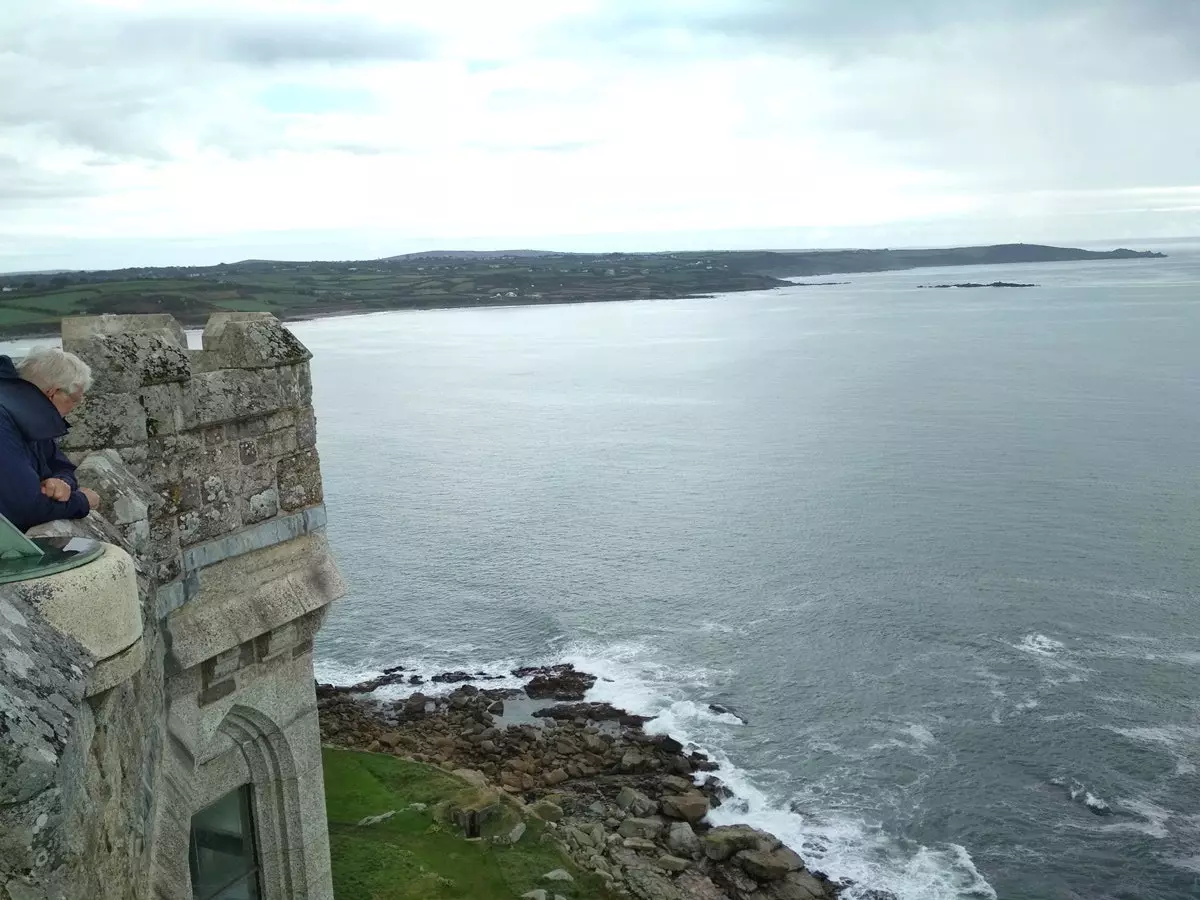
[0,243,1166,337]
[384,250,558,260]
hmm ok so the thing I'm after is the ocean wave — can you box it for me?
[1014,633,1066,656]
[1051,777,1112,815]
[1108,724,1200,776]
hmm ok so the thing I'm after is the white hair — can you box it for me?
[17,347,93,395]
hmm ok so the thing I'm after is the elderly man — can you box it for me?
[0,347,100,531]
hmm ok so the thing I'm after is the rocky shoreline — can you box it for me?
[317,664,896,900]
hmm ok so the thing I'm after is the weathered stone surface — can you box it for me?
[617,817,664,841]
[202,313,312,370]
[704,825,781,861]
[622,837,658,853]
[451,769,490,789]
[277,449,324,511]
[60,393,147,451]
[624,867,684,900]
[139,382,193,437]
[665,821,701,858]
[190,369,292,428]
[74,450,154,528]
[773,871,832,900]
[657,855,691,873]
[166,531,344,671]
[542,869,574,883]
[675,872,734,900]
[736,848,804,882]
[0,586,91,878]
[243,487,280,525]
[65,331,192,396]
[63,313,187,350]
[661,792,709,823]
[4,544,141,676]
[616,786,658,817]
[531,800,564,822]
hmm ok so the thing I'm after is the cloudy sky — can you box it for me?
[3,0,1198,270]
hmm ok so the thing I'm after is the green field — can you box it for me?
[323,748,611,900]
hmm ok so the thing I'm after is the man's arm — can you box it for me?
[46,440,79,489]
[0,412,90,529]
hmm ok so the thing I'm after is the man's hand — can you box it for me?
[41,478,72,502]
[80,487,101,511]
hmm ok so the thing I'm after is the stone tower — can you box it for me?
[0,313,345,899]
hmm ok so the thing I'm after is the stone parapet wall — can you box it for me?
[60,312,322,598]
[1,313,343,900]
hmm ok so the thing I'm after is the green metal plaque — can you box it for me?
[0,513,105,585]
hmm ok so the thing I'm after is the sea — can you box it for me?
[4,239,1198,899]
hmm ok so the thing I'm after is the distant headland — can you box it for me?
[0,243,1166,338]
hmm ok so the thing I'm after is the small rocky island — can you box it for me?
[319,663,896,900]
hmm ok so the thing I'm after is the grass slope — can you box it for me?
[323,747,610,900]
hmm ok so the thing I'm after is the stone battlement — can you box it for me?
[1,313,344,900]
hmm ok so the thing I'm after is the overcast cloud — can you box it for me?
[1,0,1197,270]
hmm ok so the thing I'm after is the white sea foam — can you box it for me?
[1015,633,1066,656]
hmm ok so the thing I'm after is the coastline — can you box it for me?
[318,663,897,900]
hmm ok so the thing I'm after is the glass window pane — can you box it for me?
[215,873,261,900]
[190,786,261,900]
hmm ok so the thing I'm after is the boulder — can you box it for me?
[507,822,527,845]
[569,826,597,849]
[623,837,659,853]
[620,750,646,772]
[771,871,833,900]
[616,786,658,817]
[531,800,564,822]
[542,869,574,883]
[665,821,701,858]
[735,848,804,882]
[657,855,691,873]
[451,769,489,789]
[617,817,664,840]
[703,825,780,861]
[661,793,709,823]
[661,775,694,794]
[544,768,569,786]
[521,891,549,900]
[516,664,597,700]
[713,863,761,896]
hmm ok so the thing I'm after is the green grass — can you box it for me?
[5,290,98,312]
[323,748,611,900]
[0,307,54,325]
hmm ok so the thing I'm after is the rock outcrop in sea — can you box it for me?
[318,664,897,900]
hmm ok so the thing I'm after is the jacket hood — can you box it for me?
[0,354,69,442]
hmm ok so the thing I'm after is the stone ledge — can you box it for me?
[165,531,344,672]
[4,544,142,667]
[181,505,327,575]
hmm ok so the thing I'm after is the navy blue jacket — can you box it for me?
[0,355,90,531]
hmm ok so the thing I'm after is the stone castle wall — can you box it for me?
[0,313,344,900]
